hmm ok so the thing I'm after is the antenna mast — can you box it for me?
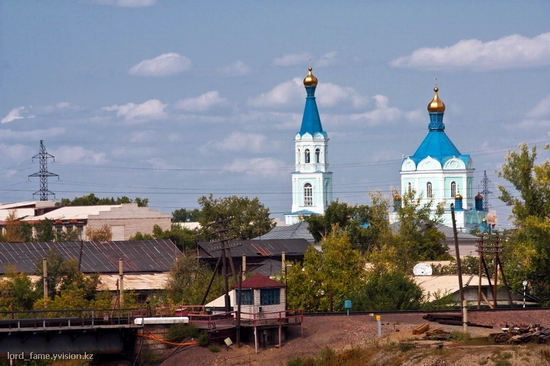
[28,140,59,201]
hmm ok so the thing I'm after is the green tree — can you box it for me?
[165,250,224,305]
[197,194,274,240]
[354,269,423,311]
[498,143,550,304]
[59,193,148,207]
[286,231,366,312]
[36,219,56,242]
[131,224,198,251]
[172,208,202,222]
[374,189,447,272]
[34,249,100,301]
[17,222,34,242]
[0,271,38,311]
[304,192,392,253]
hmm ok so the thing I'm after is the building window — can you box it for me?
[451,182,457,197]
[260,288,280,305]
[315,148,321,163]
[305,149,310,163]
[304,183,312,206]
[235,289,253,305]
[297,149,300,164]
[426,182,433,198]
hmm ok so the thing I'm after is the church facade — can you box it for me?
[285,68,333,225]
[395,87,486,231]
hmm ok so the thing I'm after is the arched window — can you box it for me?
[297,148,300,164]
[304,183,313,206]
[427,182,433,198]
[408,182,412,194]
[451,181,457,197]
[315,148,321,163]
[305,149,310,163]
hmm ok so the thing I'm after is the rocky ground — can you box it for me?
[158,309,550,366]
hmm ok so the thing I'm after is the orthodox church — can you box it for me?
[285,68,333,224]
[394,87,486,231]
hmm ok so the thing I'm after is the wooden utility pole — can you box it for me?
[450,204,467,332]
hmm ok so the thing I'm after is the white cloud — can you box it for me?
[128,53,191,76]
[216,60,251,77]
[80,0,156,7]
[273,53,312,67]
[54,146,107,164]
[223,157,288,178]
[103,99,167,121]
[205,132,267,153]
[317,82,368,108]
[316,52,338,67]
[1,106,34,123]
[0,128,66,141]
[248,78,303,108]
[175,91,226,112]
[0,143,31,162]
[527,95,550,118]
[391,32,550,71]
[350,95,414,126]
[248,78,368,110]
[273,52,338,68]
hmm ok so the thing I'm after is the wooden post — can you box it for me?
[242,255,246,282]
[119,258,124,308]
[43,257,48,301]
[451,204,467,333]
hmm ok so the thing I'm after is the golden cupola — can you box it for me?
[303,67,318,87]
[427,87,445,113]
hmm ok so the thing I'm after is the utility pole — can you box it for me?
[28,140,59,201]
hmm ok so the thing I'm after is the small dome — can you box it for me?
[393,193,402,201]
[427,87,445,113]
[455,192,463,200]
[475,192,483,200]
[303,67,318,87]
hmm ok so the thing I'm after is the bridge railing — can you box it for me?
[0,308,143,331]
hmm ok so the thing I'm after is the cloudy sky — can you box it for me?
[1,1,549,228]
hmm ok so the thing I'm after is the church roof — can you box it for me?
[406,87,470,166]
[299,67,326,137]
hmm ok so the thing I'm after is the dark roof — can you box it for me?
[0,240,180,274]
[197,238,311,259]
[253,221,315,243]
[238,273,284,289]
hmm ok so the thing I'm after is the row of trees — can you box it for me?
[498,143,550,306]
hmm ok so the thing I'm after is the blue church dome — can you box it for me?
[299,67,327,137]
[407,87,470,166]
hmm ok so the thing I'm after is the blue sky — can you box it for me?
[1,0,549,228]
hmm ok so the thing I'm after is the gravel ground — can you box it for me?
[158,309,550,366]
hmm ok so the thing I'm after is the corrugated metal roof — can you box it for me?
[197,238,311,259]
[253,221,315,243]
[0,240,180,274]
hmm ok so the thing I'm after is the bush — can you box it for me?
[197,332,210,347]
[166,323,200,343]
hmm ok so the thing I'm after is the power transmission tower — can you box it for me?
[28,140,59,201]
[480,170,492,212]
